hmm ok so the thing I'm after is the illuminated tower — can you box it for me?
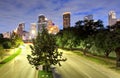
[17,23,25,38]
[63,12,71,28]
[38,15,47,32]
[30,23,37,39]
[108,11,117,26]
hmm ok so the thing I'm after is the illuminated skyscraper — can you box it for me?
[38,15,47,32]
[108,11,117,26]
[47,20,59,34]
[17,23,25,38]
[30,23,37,39]
[63,12,71,28]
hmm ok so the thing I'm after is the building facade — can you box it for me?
[2,32,11,38]
[108,11,117,26]
[63,12,71,28]
[30,23,37,39]
[47,20,59,34]
[17,23,25,38]
[38,15,48,32]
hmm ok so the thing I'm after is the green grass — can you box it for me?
[38,70,53,78]
[0,48,22,67]
[72,50,120,73]
[74,51,115,66]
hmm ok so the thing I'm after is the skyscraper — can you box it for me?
[84,15,93,21]
[108,11,117,26]
[17,23,25,38]
[38,15,45,23]
[30,23,37,39]
[47,20,59,34]
[38,15,47,32]
[63,12,71,28]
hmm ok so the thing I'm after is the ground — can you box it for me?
[0,44,38,78]
[53,49,120,78]
[0,45,120,78]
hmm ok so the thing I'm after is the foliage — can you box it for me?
[0,34,3,38]
[11,32,23,48]
[27,27,66,72]
[2,41,12,49]
[0,44,4,59]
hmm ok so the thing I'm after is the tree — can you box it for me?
[27,27,66,72]
[0,34,3,39]
[0,44,4,60]
[11,32,23,48]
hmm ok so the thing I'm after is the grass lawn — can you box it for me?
[38,70,53,78]
[0,48,22,67]
[62,49,120,73]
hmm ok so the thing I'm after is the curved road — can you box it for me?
[54,49,120,78]
[1,45,120,78]
[0,44,38,78]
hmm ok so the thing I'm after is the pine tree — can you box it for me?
[27,27,66,72]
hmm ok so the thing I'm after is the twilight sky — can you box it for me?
[0,0,120,33]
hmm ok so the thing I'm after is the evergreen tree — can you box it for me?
[27,27,66,72]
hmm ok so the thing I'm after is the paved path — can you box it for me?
[0,44,38,78]
[53,49,120,78]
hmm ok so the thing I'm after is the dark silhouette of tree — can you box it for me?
[0,34,3,39]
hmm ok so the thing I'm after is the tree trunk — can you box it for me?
[83,48,87,55]
[115,47,120,67]
[105,49,112,58]
[105,52,110,58]
[43,65,50,72]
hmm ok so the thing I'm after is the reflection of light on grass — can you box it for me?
[0,48,22,67]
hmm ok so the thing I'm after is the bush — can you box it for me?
[2,41,12,49]
[0,44,4,59]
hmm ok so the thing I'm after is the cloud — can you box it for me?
[0,0,120,33]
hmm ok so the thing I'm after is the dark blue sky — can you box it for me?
[0,0,120,33]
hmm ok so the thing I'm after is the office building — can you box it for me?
[30,23,37,39]
[38,15,48,32]
[84,15,93,21]
[2,32,11,38]
[63,12,71,28]
[47,20,59,34]
[17,23,25,38]
[108,11,117,26]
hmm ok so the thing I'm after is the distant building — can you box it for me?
[47,25,59,34]
[17,23,25,38]
[108,11,117,26]
[38,15,48,32]
[2,32,11,38]
[63,12,71,28]
[84,15,93,21]
[22,31,30,42]
[30,23,37,39]
[47,20,59,34]
[47,20,54,26]
[37,15,59,34]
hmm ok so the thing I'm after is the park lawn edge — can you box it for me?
[38,70,53,78]
[0,48,22,67]
[61,48,120,73]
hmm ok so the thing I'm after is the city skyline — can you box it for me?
[0,0,120,33]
